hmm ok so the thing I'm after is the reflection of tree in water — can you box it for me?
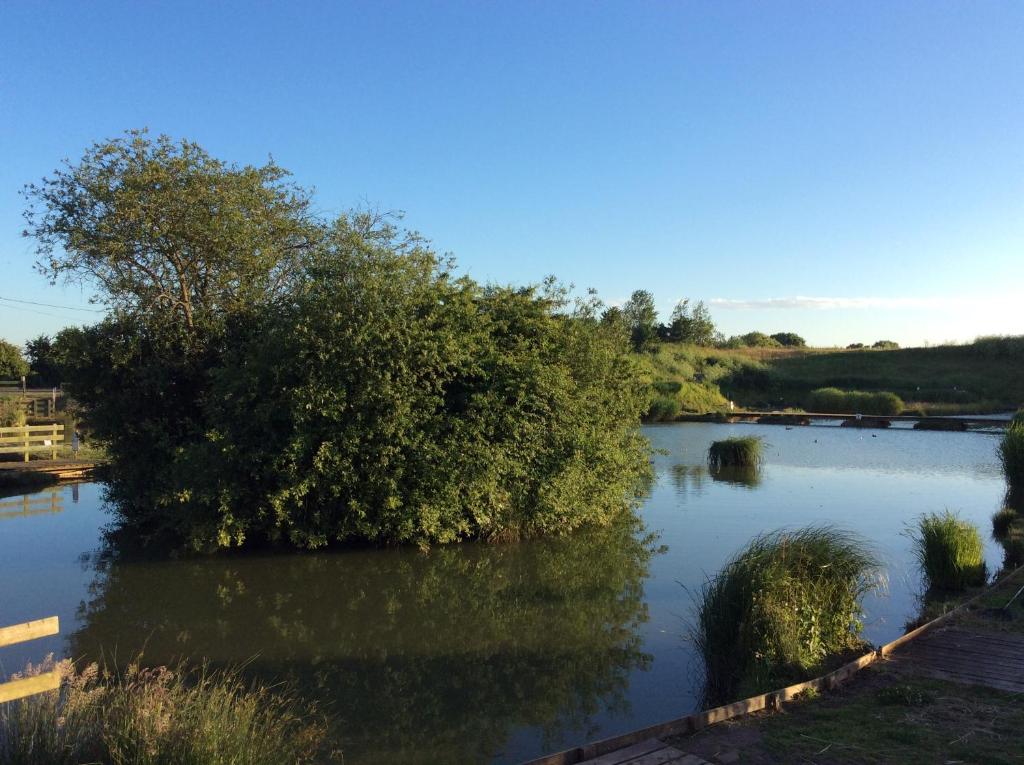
[709,465,762,489]
[670,464,708,500]
[72,515,660,764]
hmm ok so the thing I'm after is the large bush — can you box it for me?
[26,134,651,550]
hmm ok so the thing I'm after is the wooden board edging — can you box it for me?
[518,563,1024,765]
[0,670,61,704]
[0,617,59,648]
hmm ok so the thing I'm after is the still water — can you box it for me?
[0,423,1008,763]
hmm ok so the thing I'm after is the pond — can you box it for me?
[0,423,1009,764]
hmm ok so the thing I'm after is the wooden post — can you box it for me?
[50,424,57,460]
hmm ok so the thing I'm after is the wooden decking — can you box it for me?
[893,626,1024,694]
[577,739,711,765]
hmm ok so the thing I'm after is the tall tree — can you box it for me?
[623,289,658,352]
[668,299,717,345]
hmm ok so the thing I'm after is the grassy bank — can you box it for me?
[0,658,329,764]
[639,336,1024,417]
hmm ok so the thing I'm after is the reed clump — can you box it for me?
[0,657,329,765]
[992,507,1018,540]
[695,526,883,705]
[707,436,763,470]
[912,511,986,592]
[999,411,1024,492]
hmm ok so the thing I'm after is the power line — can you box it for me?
[0,295,104,313]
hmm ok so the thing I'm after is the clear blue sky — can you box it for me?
[1,1,1022,348]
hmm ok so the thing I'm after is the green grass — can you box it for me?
[637,336,1024,418]
[758,675,1024,765]
[0,658,330,765]
[694,526,882,705]
[707,436,763,469]
[912,511,987,592]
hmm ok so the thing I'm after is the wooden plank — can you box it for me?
[0,617,60,648]
[0,425,64,434]
[623,748,694,765]
[0,669,61,704]
[582,739,665,765]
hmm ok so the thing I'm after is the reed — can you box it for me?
[695,526,882,705]
[707,436,763,470]
[999,412,1024,491]
[0,657,328,765]
[912,511,986,592]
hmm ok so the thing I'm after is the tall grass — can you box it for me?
[707,436,763,469]
[806,387,904,416]
[1000,412,1024,492]
[912,511,986,592]
[0,657,329,765]
[695,527,883,705]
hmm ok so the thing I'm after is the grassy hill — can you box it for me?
[640,335,1024,419]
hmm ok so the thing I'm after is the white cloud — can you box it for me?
[708,296,990,311]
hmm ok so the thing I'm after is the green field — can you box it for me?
[640,336,1024,418]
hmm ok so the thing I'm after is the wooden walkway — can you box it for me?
[577,739,711,765]
[893,626,1024,694]
[0,459,100,481]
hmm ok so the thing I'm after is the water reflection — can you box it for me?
[708,465,761,489]
[670,464,708,500]
[71,516,661,764]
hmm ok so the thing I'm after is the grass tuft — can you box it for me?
[694,526,883,705]
[912,511,987,592]
[0,657,330,765]
[707,436,763,470]
[992,507,1018,540]
[999,411,1024,492]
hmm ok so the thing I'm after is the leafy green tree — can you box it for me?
[668,299,717,345]
[623,289,658,352]
[0,339,29,379]
[873,340,899,349]
[23,130,319,335]
[769,332,806,347]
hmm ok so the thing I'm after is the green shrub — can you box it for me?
[806,387,904,416]
[695,527,882,704]
[0,658,327,764]
[992,507,1018,540]
[646,393,681,422]
[708,436,763,469]
[912,511,987,592]
[0,397,26,427]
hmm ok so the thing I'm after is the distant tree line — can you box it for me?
[608,289,807,352]
[846,340,900,350]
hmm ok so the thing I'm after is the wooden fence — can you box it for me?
[0,617,61,704]
[0,424,64,461]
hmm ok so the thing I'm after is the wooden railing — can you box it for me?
[0,617,61,704]
[0,424,64,461]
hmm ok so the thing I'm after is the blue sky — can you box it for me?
[1,1,1022,348]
